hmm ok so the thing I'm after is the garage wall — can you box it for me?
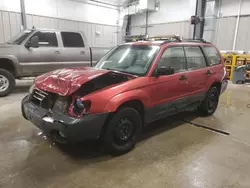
[130,0,195,38]
[214,0,250,51]
[0,0,119,47]
[130,0,250,51]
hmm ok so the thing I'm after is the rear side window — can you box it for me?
[202,46,221,65]
[32,31,58,47]
[158,46,186,72]
[184,46,207,70]
[61,32,84,47]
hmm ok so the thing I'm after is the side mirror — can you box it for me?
[26,36,39,48]
[156,66,175,76]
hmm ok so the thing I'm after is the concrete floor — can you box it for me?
[1,81,250,188]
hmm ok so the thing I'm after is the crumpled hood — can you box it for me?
[35,67,110,96]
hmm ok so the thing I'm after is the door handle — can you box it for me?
[80,51,85,55]
[206,70,213,76]
[179,75,187,80]
[54,51,60,54]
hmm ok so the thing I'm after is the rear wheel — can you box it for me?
[198,86,219,116]
[0,69,15,97]
[103,107,142,156]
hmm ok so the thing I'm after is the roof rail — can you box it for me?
[125,34,182,42]
[182,38,208,43]
[148,35,182,42]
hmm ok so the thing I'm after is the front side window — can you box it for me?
[31,31,58,47]
[184,46,207,70]
[157,46,186,72]
[202,46,221,65]
[61,32,84,47]
[95,45,160,76]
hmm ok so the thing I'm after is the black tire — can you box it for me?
[103,107,142,156]
[0,69,15,97]
[198,86,219,116]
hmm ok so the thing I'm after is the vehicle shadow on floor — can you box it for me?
[56,111,198,159]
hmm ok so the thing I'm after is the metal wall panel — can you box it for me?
[131,21,193,38]
[214,17,236,50]
[0,11,5,42]
[130,26,145,35]
[236,16,250,51]
[2,11,12,41]
[0,10,21,42]
[25,14,117,47]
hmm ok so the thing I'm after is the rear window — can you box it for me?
[61,32,84,47]
[202,46,221,65]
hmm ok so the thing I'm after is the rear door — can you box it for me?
[59,31,91,68]
[184,46,210,95]
[20,30,61,75]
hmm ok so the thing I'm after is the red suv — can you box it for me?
[21,37,228,155]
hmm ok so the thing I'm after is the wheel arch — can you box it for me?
[210,81,222,93]
[0,56,21,77]
[104,89,150,113]
[98,90,149,139]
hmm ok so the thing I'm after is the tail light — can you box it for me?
[68,97,91,118]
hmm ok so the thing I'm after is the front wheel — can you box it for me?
[198,86,219,116]
[0,69,16,97]
[103,107,142,156]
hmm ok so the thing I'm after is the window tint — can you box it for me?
[157,47,186,72]
[184,46,207,69]
[32,31,58,47]
[61,32,84,47]
[202,46,221,65]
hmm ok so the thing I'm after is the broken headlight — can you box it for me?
[68,98,91,118]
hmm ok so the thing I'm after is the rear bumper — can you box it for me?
[21,95,110,143]
[221,78,228,94]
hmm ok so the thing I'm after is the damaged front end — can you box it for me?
[22,70,134,143]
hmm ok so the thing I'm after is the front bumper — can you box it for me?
[21,95,110,143]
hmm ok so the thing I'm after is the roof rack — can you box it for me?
[125,35,148,42]
[148,35,182,42]
[182,38,209,43]
[125,34,182,42]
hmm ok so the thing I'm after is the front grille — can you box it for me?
[30,88,70,114]
[31,88,55,109]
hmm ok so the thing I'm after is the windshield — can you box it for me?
[95,45,160,76]
[7,30,33,45]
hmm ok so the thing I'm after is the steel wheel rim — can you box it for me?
[114,118,135,145]
[0,75,9,92]
[207,91,218,111]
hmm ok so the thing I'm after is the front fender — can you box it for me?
[104,89,151,112]
[0,55,21,76]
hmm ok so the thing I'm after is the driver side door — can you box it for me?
[145,46,189,123]
[19,31,61,76]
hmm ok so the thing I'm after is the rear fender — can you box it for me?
[104,90,150,112]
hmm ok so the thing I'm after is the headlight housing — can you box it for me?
[68,97,91,118]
